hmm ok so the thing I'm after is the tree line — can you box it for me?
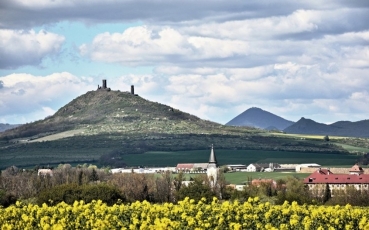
[1,164,369,207]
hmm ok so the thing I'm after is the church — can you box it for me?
[175,145,218,178]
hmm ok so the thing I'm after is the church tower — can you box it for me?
[207,144,218,187]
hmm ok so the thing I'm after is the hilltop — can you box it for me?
[284,117,369,137]
[0,89,359,169]
[226,107,294,130]
[0,90,229,141]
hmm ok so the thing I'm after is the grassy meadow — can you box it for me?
[223,171,311,184]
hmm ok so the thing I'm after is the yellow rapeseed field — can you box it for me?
[1,197,369,229]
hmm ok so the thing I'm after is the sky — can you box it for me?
[1,0,369,125]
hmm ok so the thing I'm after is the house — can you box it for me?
[38,169,53,176]
[110,167,175,174]
[304,164,369,193]
[246,163,280,172]
[227,184,246,191]
[226,164,247,171]
[296,163,321,172]
[176,163,195,172]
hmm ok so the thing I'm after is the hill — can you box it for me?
[226,107,294,130]
[284,117,369,137]
[0,89,357,169]
[0,123,21,132]
[0,90,228,140]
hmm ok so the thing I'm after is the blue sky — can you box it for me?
[1,0,369,125]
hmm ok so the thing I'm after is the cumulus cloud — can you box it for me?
[79,5,369,69]
[79,26,252,67]
[1,0,369,125]
[0,72,95,123]
[140,61,369,124]
[0,29,65,69]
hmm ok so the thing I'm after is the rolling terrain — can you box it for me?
[0,89,365,169]
[284,117,369,138]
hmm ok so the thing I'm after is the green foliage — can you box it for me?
[37,183,123,206]
[176,176,215,202]
[275,177,312,205]
[326,186,369,206]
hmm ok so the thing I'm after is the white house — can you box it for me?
[296,163,321,172]
[38,169,53,176]
[246,163,280,172]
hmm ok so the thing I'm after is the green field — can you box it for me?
[223,172,311,184]
[267,133,369,153]
[122,149,359,167]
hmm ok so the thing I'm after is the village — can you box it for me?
[106,145,369,194]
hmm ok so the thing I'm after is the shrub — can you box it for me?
[37,183,123,206]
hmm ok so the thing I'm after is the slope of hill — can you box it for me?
[0,123,21,132]
[284,118,369,137]
[0,90,230,140]
[0,90,355,169]
[226,107,294,130]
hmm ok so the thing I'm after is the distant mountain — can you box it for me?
[226,107,294,130]
[0,123,21,132]
[284,117,369,137]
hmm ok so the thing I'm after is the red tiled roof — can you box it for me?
[304,168,369,184]
[176,164,194,169]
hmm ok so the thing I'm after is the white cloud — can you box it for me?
[79,26,253,65]
[0,29,65,69]
[1,1,369,126]
[0,72,94,123]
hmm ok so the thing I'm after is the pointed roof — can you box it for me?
[209,144,217,164]
[349,164,364,174]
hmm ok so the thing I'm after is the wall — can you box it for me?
[300,167,369,174]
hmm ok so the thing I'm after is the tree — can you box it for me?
[154,171,173,202]
[109,173,154,202]
[322,183,331,203]
[173,171,185,192]
[89,168,99,182]
[324,135,330,142]
[276,177,311,205]
[177,176,215,202]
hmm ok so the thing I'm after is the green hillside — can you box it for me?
[0,89,365,169]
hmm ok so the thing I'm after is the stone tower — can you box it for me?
[97,79,111,91]
[207,144,218,187]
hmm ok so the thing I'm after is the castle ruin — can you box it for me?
[97,79,111,91]
[97,79,138,95]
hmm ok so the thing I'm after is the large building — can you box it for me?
[304,164,369,193]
